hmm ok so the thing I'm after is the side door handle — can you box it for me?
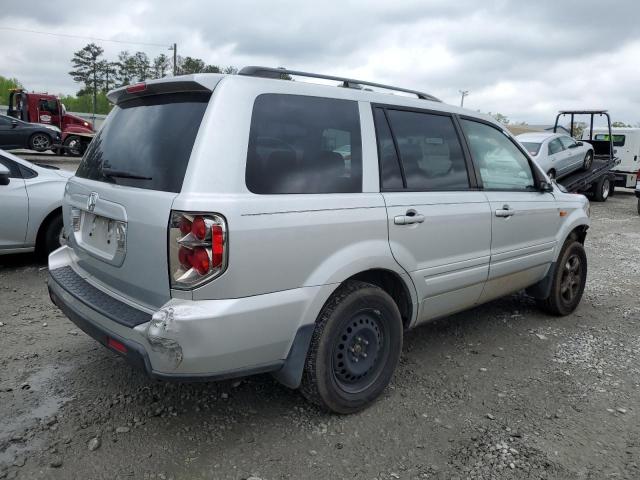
[394,210,425,225]
[495,204,515,218]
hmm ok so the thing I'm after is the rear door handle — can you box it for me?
[394,211,425,225]
[495,205,515,218]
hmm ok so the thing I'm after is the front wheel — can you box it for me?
[537,241,587,316]
[29,133,51,152]
[582,151,593,171]
[63,135,83,157]
[300,280,403,414]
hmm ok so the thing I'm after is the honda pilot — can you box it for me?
[48,67,590,413]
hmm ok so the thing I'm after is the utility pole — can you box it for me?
[459,90,469,108]
[92,62,97,124]
[170,43,177,76]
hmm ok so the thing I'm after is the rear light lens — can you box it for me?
[191,216,207,240]
[126,82,147,93]
[107,337,127,354]
[168,211,228,289]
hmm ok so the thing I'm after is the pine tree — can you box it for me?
[69,43,105,117]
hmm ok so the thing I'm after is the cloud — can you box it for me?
[1,0,639,123]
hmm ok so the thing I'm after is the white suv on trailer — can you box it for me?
[48,67,590,413]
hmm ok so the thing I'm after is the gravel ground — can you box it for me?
[0,190,639,480]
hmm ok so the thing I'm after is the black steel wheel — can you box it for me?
[332,309,388,394]
[537,240,587,316]
[300,280,403,414]
[582,151,593,171]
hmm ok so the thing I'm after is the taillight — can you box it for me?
[169,211,228,289]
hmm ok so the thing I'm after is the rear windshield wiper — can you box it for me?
[102,167,152,180]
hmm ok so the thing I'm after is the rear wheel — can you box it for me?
[300,280,403,414]
[63,135,83,157]
[592,176,610,202]
[537,240,587,316]
[29,133,51,152]
[582,151,593,171]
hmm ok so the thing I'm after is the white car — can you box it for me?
[0,149,72,256]
[516,132,594,180]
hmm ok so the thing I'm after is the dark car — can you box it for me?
[0,114,61,152]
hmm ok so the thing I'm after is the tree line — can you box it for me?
[68,43,237,114]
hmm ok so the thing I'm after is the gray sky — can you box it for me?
[1,0,639,124]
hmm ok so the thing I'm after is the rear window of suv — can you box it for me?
[245,94,362,194]
[76,92,210,193]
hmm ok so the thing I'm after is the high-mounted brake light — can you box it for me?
[126,82,147,94]
[168,211,228,289]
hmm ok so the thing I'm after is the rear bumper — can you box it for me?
[48,246,329,381]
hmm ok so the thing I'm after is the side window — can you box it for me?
[0,116,10,126]
[558,136,576,149]
[0,157,23,178]
[384,109,469,190]
[461,119,535,191]
[548,138,564,155]
[373,108,403,190]
[246,94,362,194]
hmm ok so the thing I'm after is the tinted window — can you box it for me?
[76,92,210,193]
[461,119,535,191]
[373,108,403,190]
[385,110,469,190]
[521,142,541,156]
[0,157,22,178]
[558,136,577,149]
[548,138,564,155]
[246,94,362,194]
[0,116,11,126]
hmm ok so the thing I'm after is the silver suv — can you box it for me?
[48,67,590,413]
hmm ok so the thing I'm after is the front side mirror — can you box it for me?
[575,141,583,147]
[0,164,10,185]
[540,180,554,193]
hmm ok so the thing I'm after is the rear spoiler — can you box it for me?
[107,74,223,105]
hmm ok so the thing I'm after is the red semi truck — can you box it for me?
[7,89,95,156]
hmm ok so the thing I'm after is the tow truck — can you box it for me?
[552,110,619,202]
[7,89,95,156]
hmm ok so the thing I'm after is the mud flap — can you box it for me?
[526,262,556,299]
[271,324,315,389]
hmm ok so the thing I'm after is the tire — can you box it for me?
[300,280,403,414]
[582,151,593,171]
[40,214,64,258]
[592,176,611,202]
[537,241,587,316]
[63,135,83,157]
[29,132,52,152]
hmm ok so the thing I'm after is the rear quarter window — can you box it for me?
[245,94,362,194]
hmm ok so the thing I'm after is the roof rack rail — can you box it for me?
[238,66,442,103]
